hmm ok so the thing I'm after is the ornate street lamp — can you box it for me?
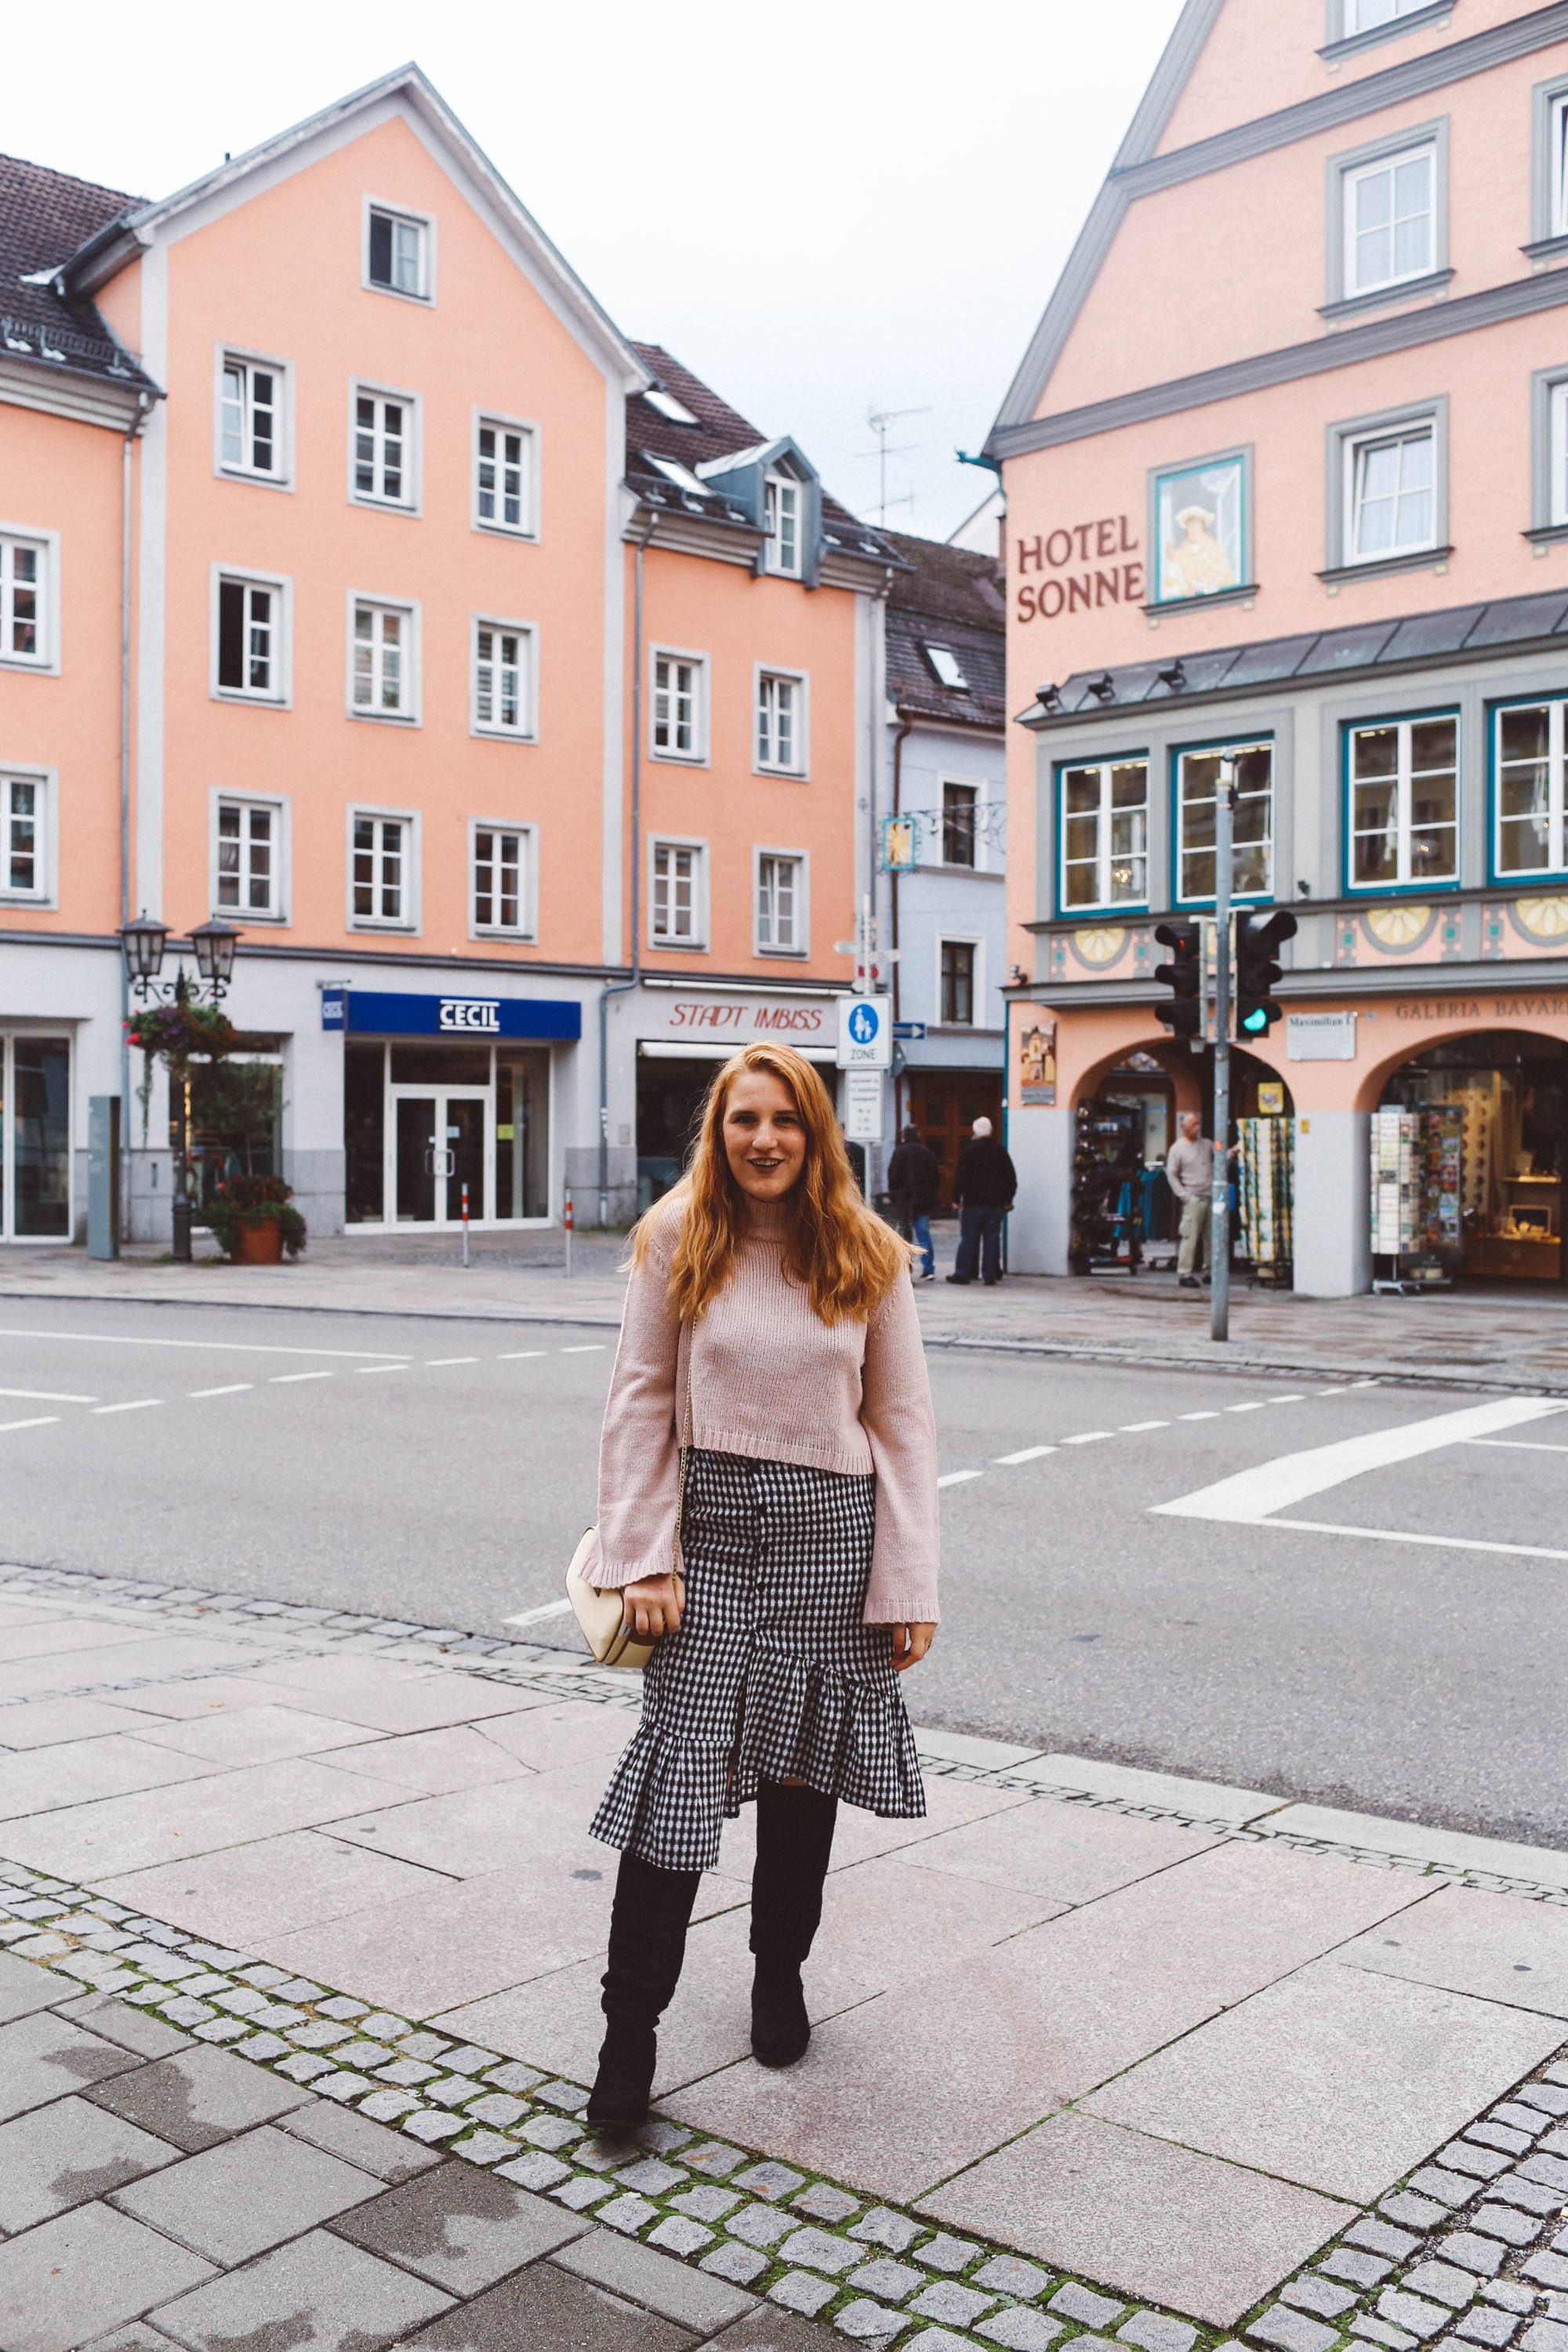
[118,914,243,1263]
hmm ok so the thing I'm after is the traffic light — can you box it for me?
[1152,920,1203,1040]
[1234,909,1298,1036]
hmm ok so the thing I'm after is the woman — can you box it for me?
[582,1041,940,2129]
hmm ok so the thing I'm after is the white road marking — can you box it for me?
[1153,1396,1566,1527]
[0,1327,407,1362]
[1120,1420,1168,1433]
[937,1469,984,1487]
[426,1356,478,1367]
[504,1599,575,1628]
[560,1345,606,1354]
[188,1384,252,1399]
[0,1387,97,1404]
[1269,1395,1306,1405]
[1227,1401,1268,1414]
[1180,1410,1221,1421]
[269,1370,334,1385]
[1062,1431,1112,1446]
[93,1399,163,1415]
[1317,1386,1352,1396]
[1256,1517,1568,1566]
[499,1350,546,1360]
[1349,1378,1380,1388]
[993,1444,1056,1465]
[0,1415,58,1433]
[357,1363,408,1375]
[1464,1436,1568,1454]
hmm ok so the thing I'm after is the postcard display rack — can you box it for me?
[1238,1117,1294,1284]
[1370,1108,1460,1294]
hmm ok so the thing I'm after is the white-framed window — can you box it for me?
[213,796,285,919]
[764,474,802,576]
[364,201,433,302]
[349,595,419,722]
[1176,741,1274,905]
[1552,380,1568,528]
[1059,758,1149,910]
[471,821,535,937]
[755,851,808,955]
[348,808,418,930]
[1345,418,1437,564]
[350,384,418,511]
[1348,716,1458,890]
[0,769,49,902]
[1495,700,1568,878]
[473,413,538,537]
[649,837,707,949]
[0,529,55,670]
[217,351,288,484]
[471,617,536,740]
[651,649,708,762]
[756,668,807,775]
[942,780,980,869]
[1343,142,1436,298]
[1539,85,1568,245]
[1344,0,1435,33]
[212,568,289,704]
[938,936,980,1028]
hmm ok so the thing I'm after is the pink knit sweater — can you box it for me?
[586,1196,940,1624]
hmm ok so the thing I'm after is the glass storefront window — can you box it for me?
[345,1043,386,1224]
[11,1036,71,1238]
[344,1037,553,1225]
[497,1049,549,1219]
[390,1044,491,1086]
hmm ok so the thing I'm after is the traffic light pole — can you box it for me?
[1210,762,1235,1345]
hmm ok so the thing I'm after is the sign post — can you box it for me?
[564,1188,574,1279]
[1211,761,1235,1345]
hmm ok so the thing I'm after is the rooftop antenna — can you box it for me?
[863,403,931,526]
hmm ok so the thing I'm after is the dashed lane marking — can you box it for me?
[0,1327,406,1362]
[0,1416,58,1433]
[993,1444,1056,1465]
[1062,1431,1112,1446]
[1227,1401,1268,1413]
[1120,1420,1168,1432]
[937,1469,984,1487]
[1464,1436,1568,1454]
[1269,1395,1306,1404]
[426,1357,479,1367]
[0,1388,98,1404]
[269,1371,334,1385]
[356,1363,408,1375]
[188,1385,252,1399]
[93,1399,163,1415]
[498,1350,547,1360]
[1180,1410,1221,1421]
[560,1345,607,1355]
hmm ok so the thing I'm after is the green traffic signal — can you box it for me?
[1234,909,1298,1036]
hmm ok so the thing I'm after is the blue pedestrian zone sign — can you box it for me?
[837,996,891,1068]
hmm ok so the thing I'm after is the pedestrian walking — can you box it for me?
[886,1122,940,1281]
[581,1040,940,2130]
[1165,1109,1235,1288]
[946,1115,1016,1287]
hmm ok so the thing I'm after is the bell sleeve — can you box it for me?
[584,1223,685,1592]
[858,1275,941,1625]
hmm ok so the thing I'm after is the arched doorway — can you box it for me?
[1373,1029,1566,1286]
[1068,1038,1294,1276]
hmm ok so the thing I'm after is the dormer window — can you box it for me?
[924,644,970,691]
[764,474,801,576]
[365,203,432,302]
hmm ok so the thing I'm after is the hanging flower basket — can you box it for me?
[125,1001,237,1065]
[205,1173,307,1263]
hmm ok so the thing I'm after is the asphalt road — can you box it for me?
[1,1298,1563,1849]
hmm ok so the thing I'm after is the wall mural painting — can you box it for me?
[1152,452,1247,605]
[1018,1017,1058,1106]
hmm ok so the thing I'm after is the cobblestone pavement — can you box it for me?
[1,1567,1566,2352]
[3,1237,1566,1393]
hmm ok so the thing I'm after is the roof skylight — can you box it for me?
[644,452,711,499]
[924,644,971,690]
[644,387,700,426]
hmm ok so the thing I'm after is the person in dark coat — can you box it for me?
[886,1123,940,1281]
[947,1116,1017,1287]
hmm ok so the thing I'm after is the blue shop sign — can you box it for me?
[321,988,580,1041]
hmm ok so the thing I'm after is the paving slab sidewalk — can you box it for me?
[2,1569,1568,2352]
[5,1233,1568,1392]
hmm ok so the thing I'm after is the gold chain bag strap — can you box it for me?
[564,1326,691,1669]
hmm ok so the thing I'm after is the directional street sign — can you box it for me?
[893,1021,926,1041]
[836,996,891,1069]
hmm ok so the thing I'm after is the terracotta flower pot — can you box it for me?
[235,1217,285,1265]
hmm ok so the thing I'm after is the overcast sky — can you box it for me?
[10,0,1185,540]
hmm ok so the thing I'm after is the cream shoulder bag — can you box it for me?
[564,1331,691,1670]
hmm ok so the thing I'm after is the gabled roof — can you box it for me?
[627,341,898,563]
[983,0,1221,450]
[64,64,645,391]
[883,529,1006,730]
[0,151,155,387]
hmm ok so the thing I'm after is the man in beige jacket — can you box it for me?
[1166,1111,1223,1289]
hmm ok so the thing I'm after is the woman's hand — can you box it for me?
[888,1622,936,1672]
[622,1572,683,1642]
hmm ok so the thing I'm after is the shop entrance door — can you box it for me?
[391,1091,488,1225]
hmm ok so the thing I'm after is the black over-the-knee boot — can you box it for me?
[750,1780,837,2068]
[586,1850,701,2131]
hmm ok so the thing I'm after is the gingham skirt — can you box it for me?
[590,1449,925,1873]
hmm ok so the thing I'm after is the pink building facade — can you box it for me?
[0,71,892,1243]
[989,0,1568,1294]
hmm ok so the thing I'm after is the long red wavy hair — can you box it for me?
[630,1041,910,1324]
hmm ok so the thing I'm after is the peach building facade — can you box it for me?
[0,71,892,1242]
[989,0,1568,1295]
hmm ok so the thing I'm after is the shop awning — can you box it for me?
[639,1040,838,1064]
